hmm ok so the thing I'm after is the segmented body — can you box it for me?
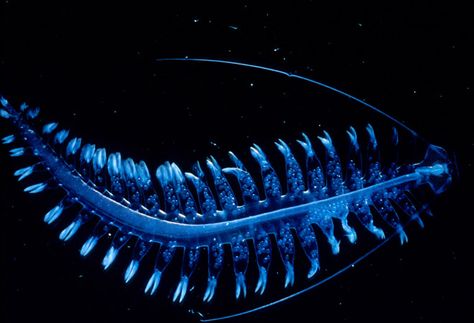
[0,59,452,321]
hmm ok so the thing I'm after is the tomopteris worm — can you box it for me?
[0,58,453,321]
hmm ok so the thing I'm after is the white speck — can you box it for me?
[413,89,417,94]
[249,82,254,87]
[193,18,199,23]
[273,47,280,52]
[357,22,363,27]
[228,25,239,31]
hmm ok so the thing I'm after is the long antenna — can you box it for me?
[155,57,420,139]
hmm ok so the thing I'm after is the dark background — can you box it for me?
[1,2,472,323]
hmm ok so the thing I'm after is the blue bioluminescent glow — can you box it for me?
[0,58,453,321]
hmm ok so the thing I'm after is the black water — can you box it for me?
[1,2,472,323]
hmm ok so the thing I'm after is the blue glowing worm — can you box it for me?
[0,58,453,321]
